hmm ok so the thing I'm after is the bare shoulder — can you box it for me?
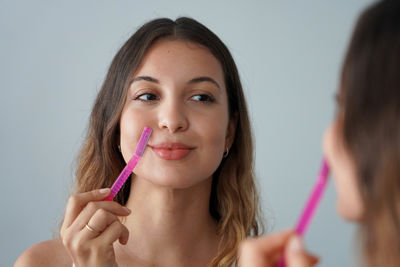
[14,238,72,267]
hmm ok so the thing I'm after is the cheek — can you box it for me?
[119,108,152,162]
[322,123,335,163]
[198,112,229,154]
[189,118,227,182]
[323,123,364,221]
[334,167,365,221]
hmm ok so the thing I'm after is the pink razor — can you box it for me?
[277,158,330,267]
[294,158,330,236]
[103,126,152,201]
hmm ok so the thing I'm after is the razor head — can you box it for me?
[135,126,152,157]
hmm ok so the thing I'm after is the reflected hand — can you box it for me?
[238,230,319,267]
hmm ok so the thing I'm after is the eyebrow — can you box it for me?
[131,76,160,84]
[188,77,221,91]
[131,75,221,92]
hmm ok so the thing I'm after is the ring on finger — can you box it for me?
[85,223,101,235]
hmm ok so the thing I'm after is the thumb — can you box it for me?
[285,235,319,267]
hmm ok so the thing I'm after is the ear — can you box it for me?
[225,113,238,149]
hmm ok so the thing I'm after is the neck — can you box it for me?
[116,176,219,266]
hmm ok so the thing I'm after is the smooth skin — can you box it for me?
[15,39,236,267]
[323,116,364,221]
[14,188,130,267]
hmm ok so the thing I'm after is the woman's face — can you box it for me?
[323,116,364,221]
[119,39,235,189]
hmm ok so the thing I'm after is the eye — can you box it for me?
[135,93,158,102]
[190,94,215,103]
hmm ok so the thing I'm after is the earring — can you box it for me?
[118,145,121,152]
[223,147,230,158]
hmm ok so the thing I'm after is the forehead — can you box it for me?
[133,39,225,88]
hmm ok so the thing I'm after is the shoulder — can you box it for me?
[14,238,72,267]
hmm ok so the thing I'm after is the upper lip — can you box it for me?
[149,142,195,150]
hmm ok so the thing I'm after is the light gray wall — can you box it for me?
[1,1,373,266]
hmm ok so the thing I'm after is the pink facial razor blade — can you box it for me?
[277,158,330,267]
[103,126,152,201]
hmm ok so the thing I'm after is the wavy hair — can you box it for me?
[339,1,400,266]
[73,17,263,266]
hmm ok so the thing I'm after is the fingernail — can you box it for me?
[288,235,304,253]
[123,207,131,213]
[99,188,110,194]
[311,255,320,264]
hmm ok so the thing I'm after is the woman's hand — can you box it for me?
[60,188,131,267]
[238,230,319,267]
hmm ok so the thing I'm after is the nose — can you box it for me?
[158,99,189,133]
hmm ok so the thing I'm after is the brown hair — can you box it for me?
[339,1,400,266]
[74,17,263,266]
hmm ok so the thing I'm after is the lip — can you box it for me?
[150,142,195,160]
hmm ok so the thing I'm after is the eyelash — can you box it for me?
[190,94,215,103]
[135,93,158,102]
[134,93,215,103]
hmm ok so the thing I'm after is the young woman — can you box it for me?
[15,17,263,267]
[323,0,400,265]
[239,1,400,266]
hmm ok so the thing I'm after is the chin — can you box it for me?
[139,171,212,189]
[133,161,216,190]
[337,201,364,222]
[150,177,200,189]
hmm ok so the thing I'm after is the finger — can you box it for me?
[62,188,111,230]
[238,230,293,267]
[70,201,131,233]
[80,209,121,239]
[241,230,293,256]
[285,235,319,267]
[238,240,273,267]
[96,220,130,245]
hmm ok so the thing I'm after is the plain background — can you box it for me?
[1,0,374,266]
